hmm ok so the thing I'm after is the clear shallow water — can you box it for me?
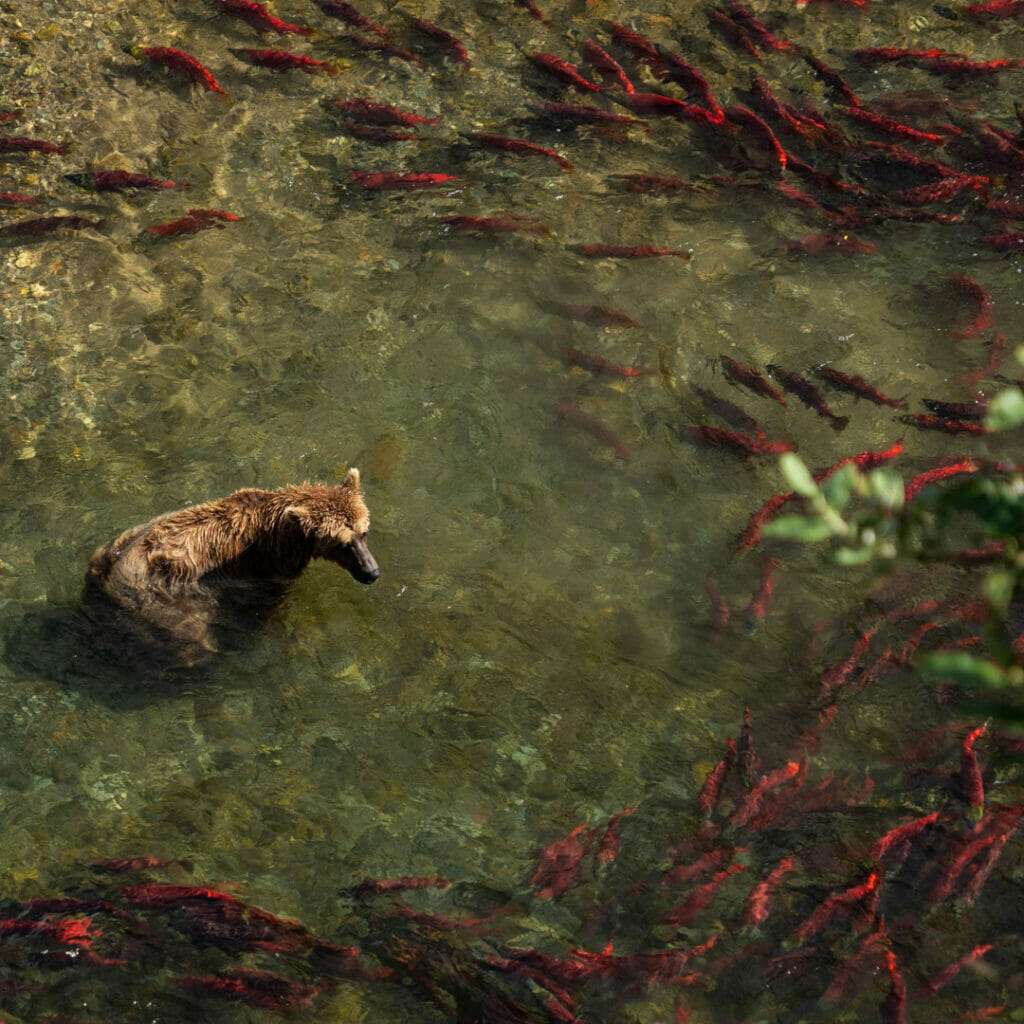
[1,0,1023,1020]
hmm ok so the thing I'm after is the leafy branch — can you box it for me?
[763,354,1024,712]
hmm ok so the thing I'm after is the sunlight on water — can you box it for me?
[0,0,1023,1019]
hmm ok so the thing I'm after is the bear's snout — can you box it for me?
[349,537,380,584]
[356,564,381,584]
[324,536,380,584]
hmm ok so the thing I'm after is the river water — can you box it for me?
[1,0,1022,1020]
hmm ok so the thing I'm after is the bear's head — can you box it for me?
[285,468,380,584]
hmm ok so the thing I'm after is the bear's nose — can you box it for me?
[361,566,381,584]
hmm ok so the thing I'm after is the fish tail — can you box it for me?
[830,415,850,431]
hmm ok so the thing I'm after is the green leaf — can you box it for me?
[832,545,876,566]
[761,515,835,542]
[779,453,819,499]
[985,386,1024,432]
[822,464,857,513]
[867,467,905,511]
[917,652,1009,689]
[984,569,1016,612]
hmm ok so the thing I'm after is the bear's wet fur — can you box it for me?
[82,469,379,666]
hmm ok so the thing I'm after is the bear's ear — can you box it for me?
[343,467,361,491]
[283,504,314,529]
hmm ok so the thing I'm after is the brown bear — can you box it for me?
[82,469,379,666]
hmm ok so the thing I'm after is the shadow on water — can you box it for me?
[0,583,296,707]
[0,601,214,706]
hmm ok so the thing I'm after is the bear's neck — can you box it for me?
[216,489,315,580]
